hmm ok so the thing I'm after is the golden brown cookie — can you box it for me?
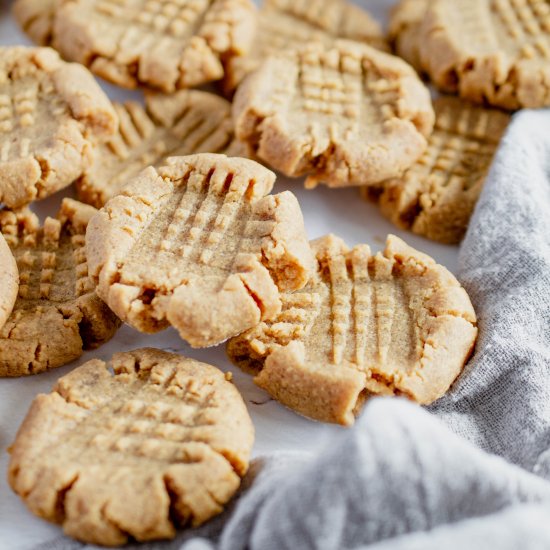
[0,46,117,209]
[223,0,387,95]
[419,0,550,109]
[12,0,56,45]
[86,153,314,347]
[0,199,120,377]
[51,0,257,92]
[368,96,511,244]
[388,0,428,73]
[233,40,434,189]
[0,230,19,331]
[8,348,254,546]
[76,90,239,209]
[227,234,477,425]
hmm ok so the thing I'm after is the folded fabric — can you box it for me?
[433,108,550,475]
[178,399,550,550]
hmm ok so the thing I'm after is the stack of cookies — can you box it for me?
[5,0,542,544]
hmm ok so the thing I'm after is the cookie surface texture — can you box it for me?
[371,96,511,244]
[227,234,478,425]
[233,40,434,189]
[0,231,19,332]
[13,0,57,45]
[86,153,314,347]
[0,46,117,209]
[76,90,239,208]
[52,0,257,91]
[419,0,550,109]
[8,348,254,546]
[388,0,428,73]
[223,0,387,94]
[0,199,120,377]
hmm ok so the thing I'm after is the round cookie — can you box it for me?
[8,348,254,546]
[0,46,117,209]
[51,0,257,92]
[86,153,314,347]
[0,199,120,377]
[76,90,239,208]
[388,0,428,73]
[227,234,478,425]
[418,0,550,109]
[233,40,434,189]
[223,0,387,95]
[368,96,511,244]
[0,231,18,331]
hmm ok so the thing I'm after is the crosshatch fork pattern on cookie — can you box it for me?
[7,349,254,545]
[87,154,313,346]
[0,68,66,153]
[493,0,550,57]
[233,39,434,189]
[375,97,511,243]
[295,47,401,126]
[78,364,230,464]
[223,0,387,93]
[120,168,277,277]
[228,234,478,425]
[231,239,422,377]
[95,0,212,37]
[53,0,256,90]
[76,91,236,208]
[419,0,550,108]
[0,209,92,305]
[0,200,120,377]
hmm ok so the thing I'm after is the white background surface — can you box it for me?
[0,1,459,548]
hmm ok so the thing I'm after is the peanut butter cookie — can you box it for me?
[13,0,56,45]
[52,0,257,92]
[86,153,314,347]
[367,96,511,244]
[233,40,434,189]
[0,231,18,331]
[223,0,387,95]
[0,46,116,209]
[8,348,254,546]
[0,199,120,377]
[419,0,550,109]
[76,90,239,208]
[388,0,428,73]
[227,234,477,425]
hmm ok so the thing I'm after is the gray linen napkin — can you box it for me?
[33,109,550,550]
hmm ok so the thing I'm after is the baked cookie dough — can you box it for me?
[76,90,239,208]
[388,0,428,73]
[0,231,18,332]
[228,234,477,425]
[233,40,434,189]
[223,0,387,95]
[8,348,254,546]
[51,0,257,92]
[12,0,56,46]
[419,0,550,109]
[0,199,120,377]
[0,46,116,209]
[86,153,314,347]
[368,96,511,244]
